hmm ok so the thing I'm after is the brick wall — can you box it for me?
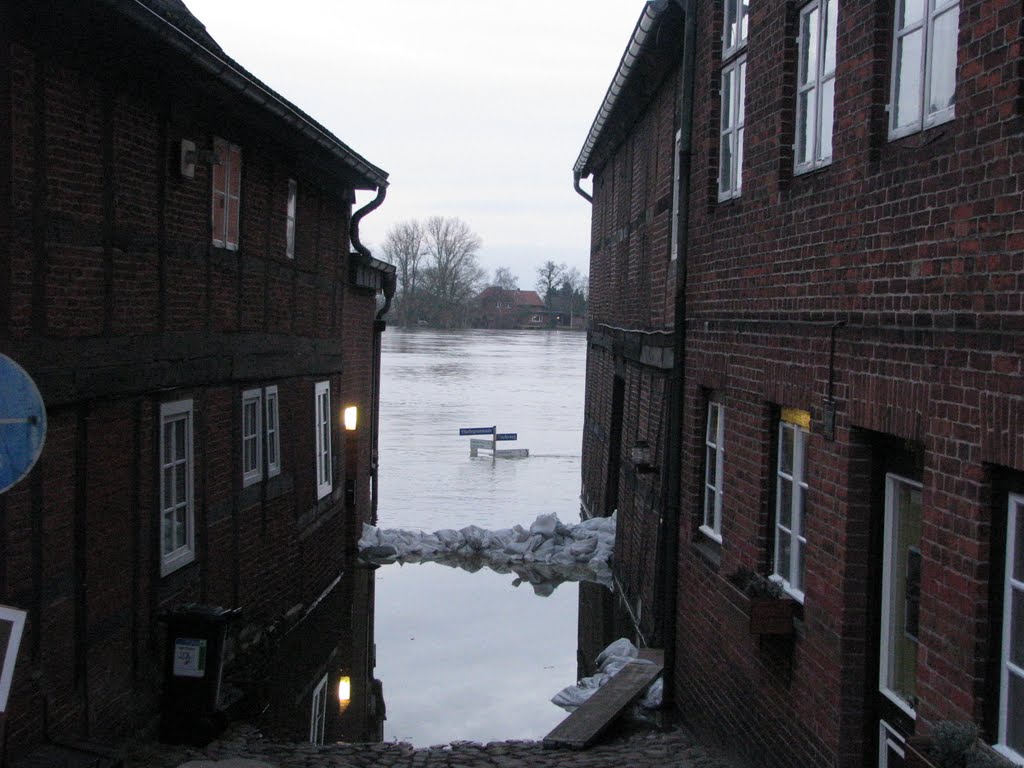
[581,0,1024,766]
[1,12,385,757]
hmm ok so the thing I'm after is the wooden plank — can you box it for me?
[543,653,663,750]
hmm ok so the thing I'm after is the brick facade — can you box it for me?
[577,1,1024,766]
[0,0,391,757]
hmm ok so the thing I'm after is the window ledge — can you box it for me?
[691,535,722,571]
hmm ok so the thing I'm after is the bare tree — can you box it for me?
[492,266,519,291]
[535,260,566,308]
[381,220,425,325]
[420,216,486,327]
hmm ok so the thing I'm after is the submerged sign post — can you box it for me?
[458,425,528,459]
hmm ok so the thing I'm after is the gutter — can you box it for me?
[106,0,388,189]
[573,171,593,204]
[660,0,696,711]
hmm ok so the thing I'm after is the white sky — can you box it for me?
[181,0,647,286]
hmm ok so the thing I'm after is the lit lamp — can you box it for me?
[337,675,351,705]
[343,406,358,431]
[631,441,658,474]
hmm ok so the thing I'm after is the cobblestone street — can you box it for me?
[121,723,741,768]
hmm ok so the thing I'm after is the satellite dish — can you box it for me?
[0,354,47,494]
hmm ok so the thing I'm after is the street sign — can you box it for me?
[469,439,493,449]
[495,433,518,441]
[459,426,495,436]
[0,354,47,494]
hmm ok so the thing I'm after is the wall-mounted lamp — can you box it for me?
[631,441,658,474]
[337,675,351,705]
[343,406,358,431]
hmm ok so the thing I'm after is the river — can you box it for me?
[373,328,587,745]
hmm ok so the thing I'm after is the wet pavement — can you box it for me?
[121,722,742,768]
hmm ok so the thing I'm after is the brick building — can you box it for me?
[575,1,1024,766]
[0,0,393,757]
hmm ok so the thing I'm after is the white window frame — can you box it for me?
[888,0,959,140]
[315,381,332,500]
[879,472,922,720]
[722,0,749,58]
[772,416,808,601]
[241,388,263,487]
[718,56,746,201]
[160,400,195,576]
[878,720,906,768]
[310,673,328,745]
[998,493,1024,763]
[266,385,281,478]
[286,179,297,259]
[670,129,682,261]
[795,0,837,174]
[701,402,725,542]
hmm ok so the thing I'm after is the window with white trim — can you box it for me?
[212,138,241,250]
[242,388,262,487]
[888,0,959,139]
[266,385,281,478]
[315,381,332,500]
[670,129,682,261]
[701,401,725,541]
[719,57,746,200]
[998,494,1024,763]
[160,400,195,576]
[286,179,297,259]
[310,673,328,745]
[722,0,749,57]
[795,0,837,173]
[880,473,922,718]
[772,409,809,599]
[878,720,907,768]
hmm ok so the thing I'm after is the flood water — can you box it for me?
[373,328,587,745]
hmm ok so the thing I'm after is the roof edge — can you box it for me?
[108,0,389,189]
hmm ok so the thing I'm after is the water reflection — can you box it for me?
[242,565,385,745]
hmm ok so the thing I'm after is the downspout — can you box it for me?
[661,0,696,712]
[349,185,392,525]
[573,171,593,203]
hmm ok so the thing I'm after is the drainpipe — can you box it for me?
[573,171,593,203]
[349,185,392,526]
[660,0,696,712]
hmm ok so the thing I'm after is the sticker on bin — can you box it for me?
[173,637,207,678]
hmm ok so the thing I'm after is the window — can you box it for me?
[722,0,749,57]
[719,0,748,200]
[878,720,907,768]
[286,179,297,259]
[266,385,281,478]
[998,494,1024,763]
[310,674,328,745]
[242,389,262,487]
[160,400,195,576]
[212,138,241,250]
[719,58,747,200]
[701,401,725,541]
[880,473,922,718]
[772,408,809,599]
[315,381,332,500]
[795,0,837,173]
[889,0,959,139]
[670,129,682,261]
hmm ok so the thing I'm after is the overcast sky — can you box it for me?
[181,0,647,287]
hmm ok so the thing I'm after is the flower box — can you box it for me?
[903,737,938,768]
[719,570,796,637]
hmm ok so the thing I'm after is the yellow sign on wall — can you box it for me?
[781,407,811,429]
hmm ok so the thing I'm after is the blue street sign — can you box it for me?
[459,426,495,436]
[0,355,47,494]
[495,433,517,441]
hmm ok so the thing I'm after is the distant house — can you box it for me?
[2,0,392,758]
[473,287,546,329]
